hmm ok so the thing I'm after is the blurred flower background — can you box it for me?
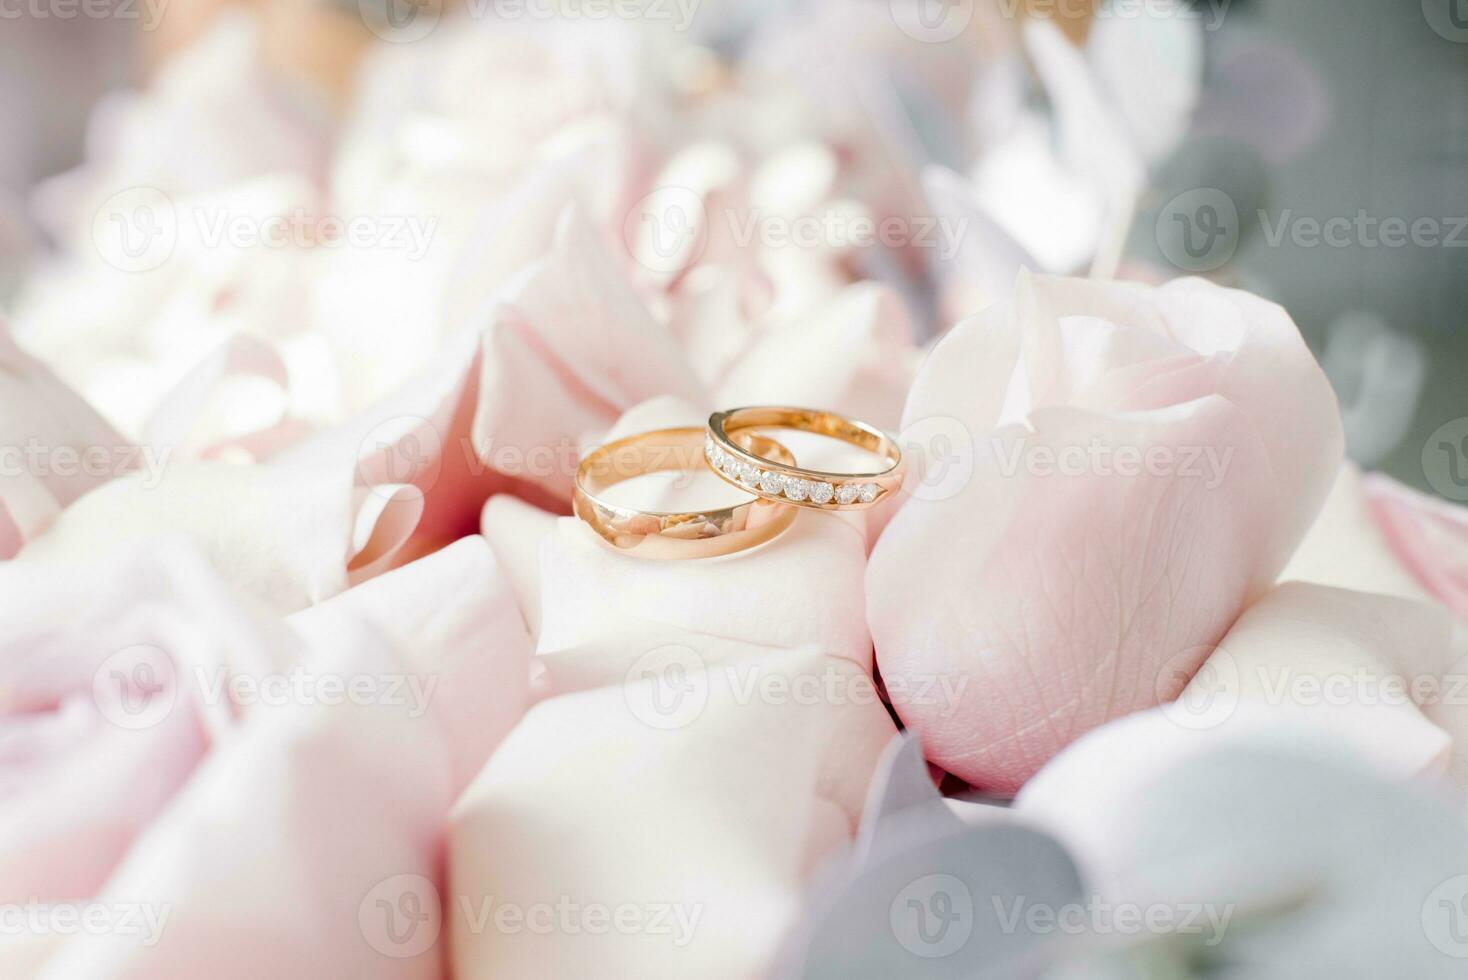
[1,0,1464,488]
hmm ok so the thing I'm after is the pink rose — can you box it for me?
[868,272,1343,793]
[0,537,529,977]
[456,397,897,975]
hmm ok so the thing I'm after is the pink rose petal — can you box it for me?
[1173,582,1468,788]
[0,544,297,904]
[0,325,130,546]
[1281,463,1435,602]
[1363,473,1468,623]
[450,640,893,979]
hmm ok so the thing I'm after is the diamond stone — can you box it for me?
[784,478,808,502]
[737,463,759,486]
[858,483,880,504]
[759,471,785,494]
[720,454,739,476]
[835,484,859,505]
[808,481,834,505]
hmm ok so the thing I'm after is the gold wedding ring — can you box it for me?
[706,407,903,511]
[573,427,798,559]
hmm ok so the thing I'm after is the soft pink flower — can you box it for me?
[867,273,1343,793]
[1,537,528,978]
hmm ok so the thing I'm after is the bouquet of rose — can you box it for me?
[2,5,1466,978]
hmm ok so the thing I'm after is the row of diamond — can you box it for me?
[705,437,881,506]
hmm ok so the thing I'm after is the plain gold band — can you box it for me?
[573,427,799,559]
[706,407,903,511]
